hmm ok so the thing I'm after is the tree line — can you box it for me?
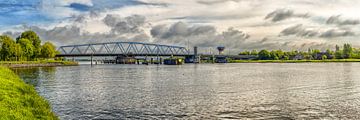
[239,44,359,60]
[0,31,57,61]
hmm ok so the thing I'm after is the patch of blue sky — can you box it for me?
[0,10,53,26]
[90,0,148,11]
[0,0,149,27]
[0,0,52,26]
[0,0,40,13]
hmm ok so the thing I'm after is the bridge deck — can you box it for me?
[56,54,192,57]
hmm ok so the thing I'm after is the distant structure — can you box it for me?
[194,46,200,63]
[217,46,225,55]
[194,46,198,56]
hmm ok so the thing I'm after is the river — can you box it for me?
[13,63,360,119]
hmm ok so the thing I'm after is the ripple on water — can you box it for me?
[13,64,360,119]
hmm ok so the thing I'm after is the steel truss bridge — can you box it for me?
[56,42,191,57]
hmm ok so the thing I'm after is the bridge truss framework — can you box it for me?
[57,42,191,57]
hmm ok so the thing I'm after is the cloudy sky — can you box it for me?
[1,0,360,52]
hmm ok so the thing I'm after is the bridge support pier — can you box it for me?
[91,55,93,66]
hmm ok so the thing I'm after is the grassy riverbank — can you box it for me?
[0,67,58,119]
[0,60,78,68]
[229,59,360,63]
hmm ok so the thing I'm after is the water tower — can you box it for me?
[217,46,225,55]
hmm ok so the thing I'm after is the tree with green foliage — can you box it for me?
[17,31,42,58]
[284,56,290,60]
[283,50,297,60]
[276,50,284,59]
[0,36,3,46]
[308,48,312,55]
[0,36,4,60]
[0,31,59,61]
[14,44,22,61]
[335,45,340,51]
[352,48,360,59]
[239,50,250,55]
[18,38,35,61]
[0,36,17,61]
[312,49,321,54]
[258,50,271,60]
[343,43,352,59]
[239,50,259,56]
[335,50,343,59]
[250,50,258,55]
[311,49,321,59]
[40,42,57,59]
[325,49,334,59]
[270,51,278,60]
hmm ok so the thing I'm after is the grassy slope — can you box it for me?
[0,67,58,120]
[229,59,360,63]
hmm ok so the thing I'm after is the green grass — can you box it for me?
[0,66,58,120]
[229,59,360,63]
[57,61,78,66]
[0,60,78,66]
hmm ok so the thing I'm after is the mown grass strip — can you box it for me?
[0,60,77,65]
[0,60,78,68]
[229,59,360,63]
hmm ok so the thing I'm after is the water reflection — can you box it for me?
[12,67,40,86]
[14,63,360,119]
[12,67,57,86]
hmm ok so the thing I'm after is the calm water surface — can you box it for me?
[13,63,360,119]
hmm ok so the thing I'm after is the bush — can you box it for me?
[321,55,327,60]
